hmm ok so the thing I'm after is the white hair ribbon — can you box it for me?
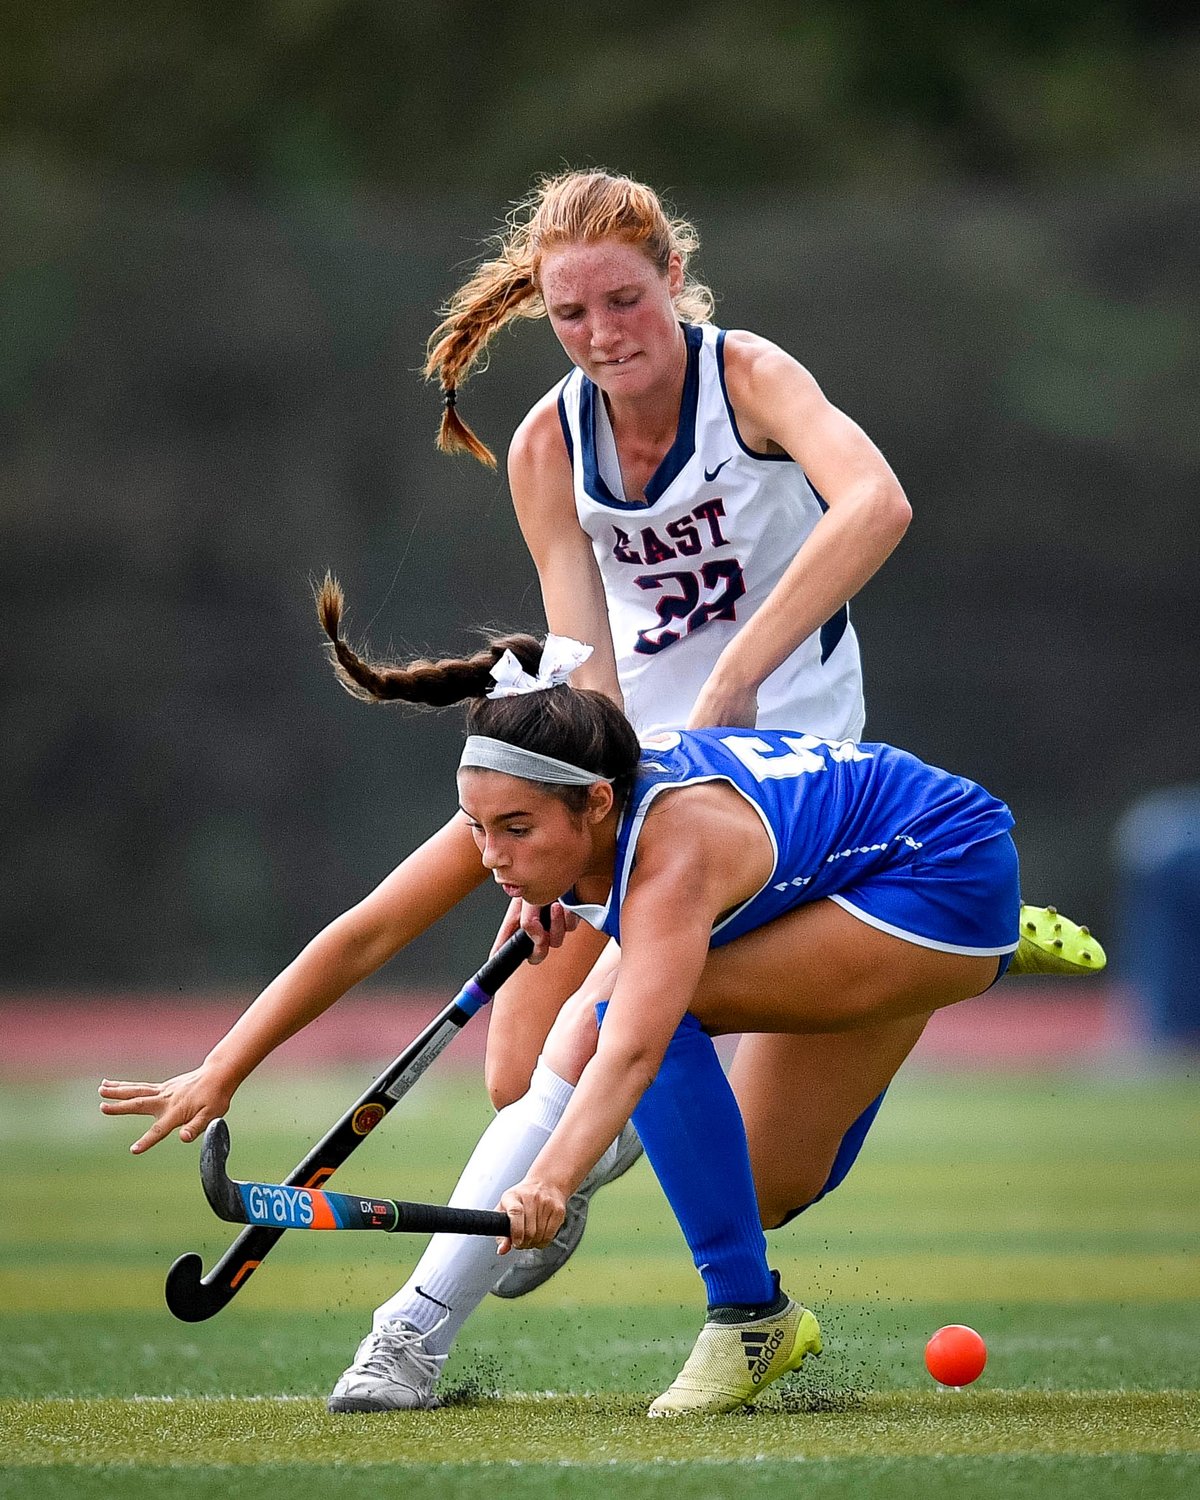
[486,635,594,699]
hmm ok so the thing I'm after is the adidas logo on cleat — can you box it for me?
[740,1325,786,1385]
[648,1301,821,1414]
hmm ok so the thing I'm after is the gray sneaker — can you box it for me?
[327,1318,444,1412]
[491,1121,643,1300]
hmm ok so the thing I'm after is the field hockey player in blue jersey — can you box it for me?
[421,170,1098,1301]
[100,590,1106,1415]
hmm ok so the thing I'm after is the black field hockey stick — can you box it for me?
[164,919,542,1322]
[201,1117,510,1238]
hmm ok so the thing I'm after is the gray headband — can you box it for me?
[458,735,612,787]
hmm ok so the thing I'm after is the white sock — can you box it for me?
[372,1058,575,1356]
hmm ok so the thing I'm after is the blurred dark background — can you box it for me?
[3,2,1198,989]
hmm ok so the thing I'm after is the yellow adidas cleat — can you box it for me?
[1009,904,1107,976]
[647,1297,822,1416]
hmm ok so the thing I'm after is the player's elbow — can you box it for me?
[599,1037,663,1098]
[323,906,404,983]
[874,478,912,543]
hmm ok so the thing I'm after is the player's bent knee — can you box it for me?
[487,1017,570,1106]
[484,1058,532,1112]
[540,989,601,1085]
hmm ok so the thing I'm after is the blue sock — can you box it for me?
[599,1004,774,1308]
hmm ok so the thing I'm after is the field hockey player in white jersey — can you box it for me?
[99,604,1107,1415]
[422,169,1103,1296]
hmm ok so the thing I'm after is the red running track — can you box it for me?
[0,982,1138,1078]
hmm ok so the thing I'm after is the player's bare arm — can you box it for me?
[687,331,911,728]
[99,813,487,1153]
[508,396,623,707]
[502,785,773,1245]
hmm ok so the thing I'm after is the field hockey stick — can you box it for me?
[164,917,542,1322]
[201,1117,510,1237]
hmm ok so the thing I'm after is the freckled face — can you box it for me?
[538,238,685,398]
[458,771,597,907]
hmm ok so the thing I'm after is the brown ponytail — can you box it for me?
[315,573,541,707]
[424,254,540,468]
[315,574,641,800]
[424,168,716,468]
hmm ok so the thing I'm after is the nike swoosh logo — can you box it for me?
[704,457,732,483]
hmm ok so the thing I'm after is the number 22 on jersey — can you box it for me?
[633,558,747,654]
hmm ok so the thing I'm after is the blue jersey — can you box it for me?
[562,728,1018,956]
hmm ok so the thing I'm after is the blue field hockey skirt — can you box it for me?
[827,828,1021,959]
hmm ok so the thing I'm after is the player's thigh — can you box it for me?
[728,1016,931,1226]
[484,920,610,1106]
[692,900,999,1034]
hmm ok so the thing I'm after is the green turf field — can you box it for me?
[3,1063,1198,1498]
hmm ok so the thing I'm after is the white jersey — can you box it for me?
[556,322,865,739]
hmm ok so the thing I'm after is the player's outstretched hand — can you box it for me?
[491,898,577,965]
[98,1067,235,1155]
[496,1176,567,1253]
